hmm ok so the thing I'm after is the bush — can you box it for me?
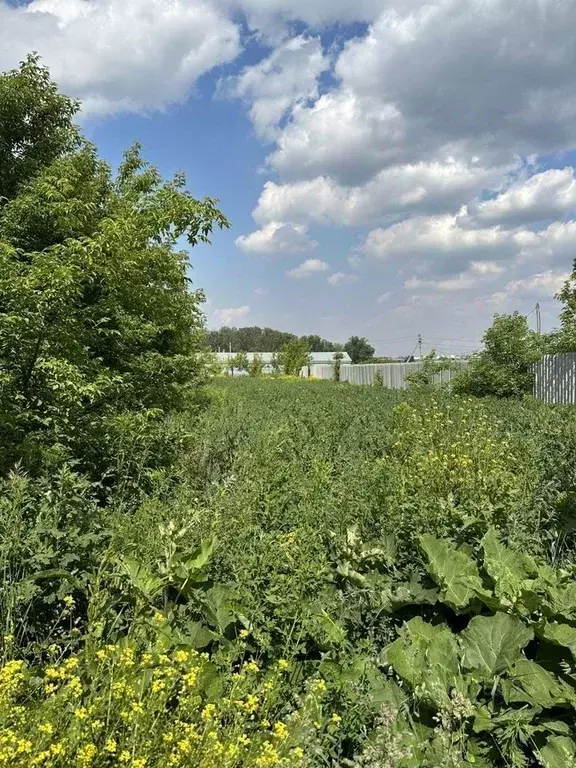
[454,313,541,399]
[350,531,576,767]
[0,57,228,478]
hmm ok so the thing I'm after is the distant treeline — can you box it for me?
[205,326,338,353]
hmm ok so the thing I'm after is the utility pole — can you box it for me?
[535,302,541,335]
[417,333,423,359]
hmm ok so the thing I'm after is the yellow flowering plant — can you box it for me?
[0,643,329,768]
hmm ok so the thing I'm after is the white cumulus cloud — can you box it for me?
[226,35,329,140]
[235,222,317,254]
[460,168,576,229]
[327,271,358,285]
[214,305,250,325]
[286,258,328,278]
[0,0,240,114]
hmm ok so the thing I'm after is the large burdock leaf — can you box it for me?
[501,659,573,708]
[420,534,486,610]
[384,616,459,707]
[542,622,576,659]
[481,529,537,599]
[461,613,533,677]
[538,736,576,768]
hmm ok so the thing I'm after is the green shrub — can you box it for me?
[453,314,541,399]
[350,531,576,767]
[0,57,228,478]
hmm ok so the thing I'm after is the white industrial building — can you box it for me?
[215,351,351,374]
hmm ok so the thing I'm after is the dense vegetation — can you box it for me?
[205,327,338,354]
[3,56,576,768]
[4,372,576,766]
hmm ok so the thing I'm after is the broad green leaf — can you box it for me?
[117,556,164,600]
[481,529,537,600]
[538,721,573,736]
[384,616,459,706]
[501,659,572,708]
[542,622,576,659]
[420,534,486,609]
[181,537,214,571]
[461,613,533,677]
[544,582,576,621]
[538,735,576,768]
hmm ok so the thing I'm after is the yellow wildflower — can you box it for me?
[67,675,83,697]
[239,629,249,639]
[273,722,289,740]
[201,703,216,721]
[243,694,259,713]
[77,743,96,767]
[277,659,289,670]
[105,739,117,754]
[245,660,260,673]
[38,722,54,736]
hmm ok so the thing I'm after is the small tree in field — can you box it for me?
[332,350,344,382]
[278,339,311,376]
[231,351,249,375]
[248,354,264,377]
[453,313,541,398]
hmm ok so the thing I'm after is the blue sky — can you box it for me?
[2,0,576,356]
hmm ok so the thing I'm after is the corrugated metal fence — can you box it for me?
[533,353,576,405]
[303,354,576,404]
[303,361,468,389]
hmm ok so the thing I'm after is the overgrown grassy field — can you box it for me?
[3,378,576,767]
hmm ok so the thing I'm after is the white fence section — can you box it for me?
[302,361,468,388]
[533,353,576,405]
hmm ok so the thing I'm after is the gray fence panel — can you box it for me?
[302,355,576,404]
[304,361,468,388]
[534,353,576,405]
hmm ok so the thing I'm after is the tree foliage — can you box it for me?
[0,54,80,204]
[454,313,541,398]
[277,339,311,376]
[0,56,229,475]
[345,335,375,363]
[205,326,337,353]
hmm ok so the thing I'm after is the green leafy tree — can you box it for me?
[544,270,576,352]
[344,335,375,363]
[277,339,311,376]
[453,313,541,398]
[0,54,81,205]
[204,326,338,353]
[248,354,264,377]
[0,58,229,475]
[231,351,249,374]
[332,350,345,382]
